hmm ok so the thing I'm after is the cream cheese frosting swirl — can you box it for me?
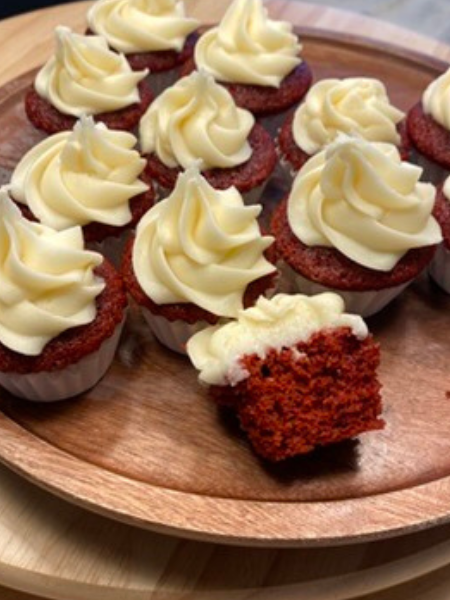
[0,191,105,356]
[288,137,442,271]
[194,0,302,88]
[423,67,450,129]
[35,26,147,117]
[293,78,405,155]
[132,166,275,316]
[10,116,149,230]
[87,0,199,54]
[139,70,254,169]
[187,293,368,385]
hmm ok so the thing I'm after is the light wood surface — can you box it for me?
[1,1,450,599]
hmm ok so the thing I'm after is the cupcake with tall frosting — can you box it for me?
[278,77,409,184]
[271,136,442,316]
[429,175,450,293]
[0,191,126,402]
[407,67,450,183]
[87,0,199,94]
[8,116,154,264]
[181,0,312,134]
[139,70,276,204]
[122,165,277,353]
[25,26,153,134]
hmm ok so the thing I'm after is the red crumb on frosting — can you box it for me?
[433,185,450,249]
[15,170,155,244]
[121,237,277,324]
[210,327,383,462]
[278,112,411,173]
[144,123,277,192]
[271,198,437,291]
[180,60,313,116]
[0,260,127,374]
[25,81,154,134]
[407,102,450,168]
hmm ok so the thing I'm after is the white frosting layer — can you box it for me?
[187,292,368,386]
[293,78,405,155]
[35,26,147,117]
[139,70,254,169]
[194,0,302,88]
[132,166,275,317]
[423,66,450,130]
[287,137,442,271]
[87,0,199,53]
[10,117,148,229]
[0,191,104,356]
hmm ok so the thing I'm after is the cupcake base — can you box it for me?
[429,243,450,293]
[141,308,210,354]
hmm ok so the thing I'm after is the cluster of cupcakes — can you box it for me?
[0,0,448,462]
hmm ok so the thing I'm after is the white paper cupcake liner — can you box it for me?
[410,148,449,185]
[279,262,410,317]
[0,322,124,402]
[141,308,210,354]
[147,68,180,97]
[429,243,450,293]
[88,232,132,267]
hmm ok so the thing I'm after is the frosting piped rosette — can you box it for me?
[0,191,105,356]
[10,116,149,230]
[288,137,442,271]
[35,26,147,117]
[194,0,301,88]
[88,0,199,53]
[132,166,275,317]
[422,66,450,130]
[139,70,255,170]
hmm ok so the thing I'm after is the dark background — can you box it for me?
[0,0,78,20]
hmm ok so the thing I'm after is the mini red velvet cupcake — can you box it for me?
[271,137,442,317]
[429,179,450,292]
[187,292,383,462]
[0,191,126,402]
[181,0,312,135]
[8,116,154,265]
[122,166,277,354]
[139,70,277,204]
[87,0,199,95]
[25,26,152,134]
[407,66,450,184]
[278,77,410,186]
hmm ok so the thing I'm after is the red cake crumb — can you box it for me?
[121,237,277,324]
[180,60,313,116]
[211,327,383,462]
[271,199,437,291]
[0,260,127,374]
[14,170,155,244]
[407,102,450,169]
[278,113,411,173]
[433,186,450,249]
[144,123,277,192]
[25,81,154,134]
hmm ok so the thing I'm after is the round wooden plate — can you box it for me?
[0,29,449,548]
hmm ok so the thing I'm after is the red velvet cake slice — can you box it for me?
[187,293,383,462]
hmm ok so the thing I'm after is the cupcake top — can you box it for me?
[293,78,405,155]
[139,70,255,169]
[187,292,368,385]
[87,0,199,54]
[287,137,442,271]
[35,26,147,117]
[422,66,450,130]
[132,166,275,317]
[0,191,105,356]
[194,0,301,88]
[9,116,148,230]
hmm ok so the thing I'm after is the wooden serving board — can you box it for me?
[0,27,449,548]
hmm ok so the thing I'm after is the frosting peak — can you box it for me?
[132,166,275,316]
[87,0,199,53]
[10,116,149,230]
[0,191,104,356]
[139,70,255,169]
[423,67,450,129]
[195,0,301,88]
[35,26,147,117]
[287,137,442,271]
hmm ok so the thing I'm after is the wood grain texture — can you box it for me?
[0,30,449,547]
